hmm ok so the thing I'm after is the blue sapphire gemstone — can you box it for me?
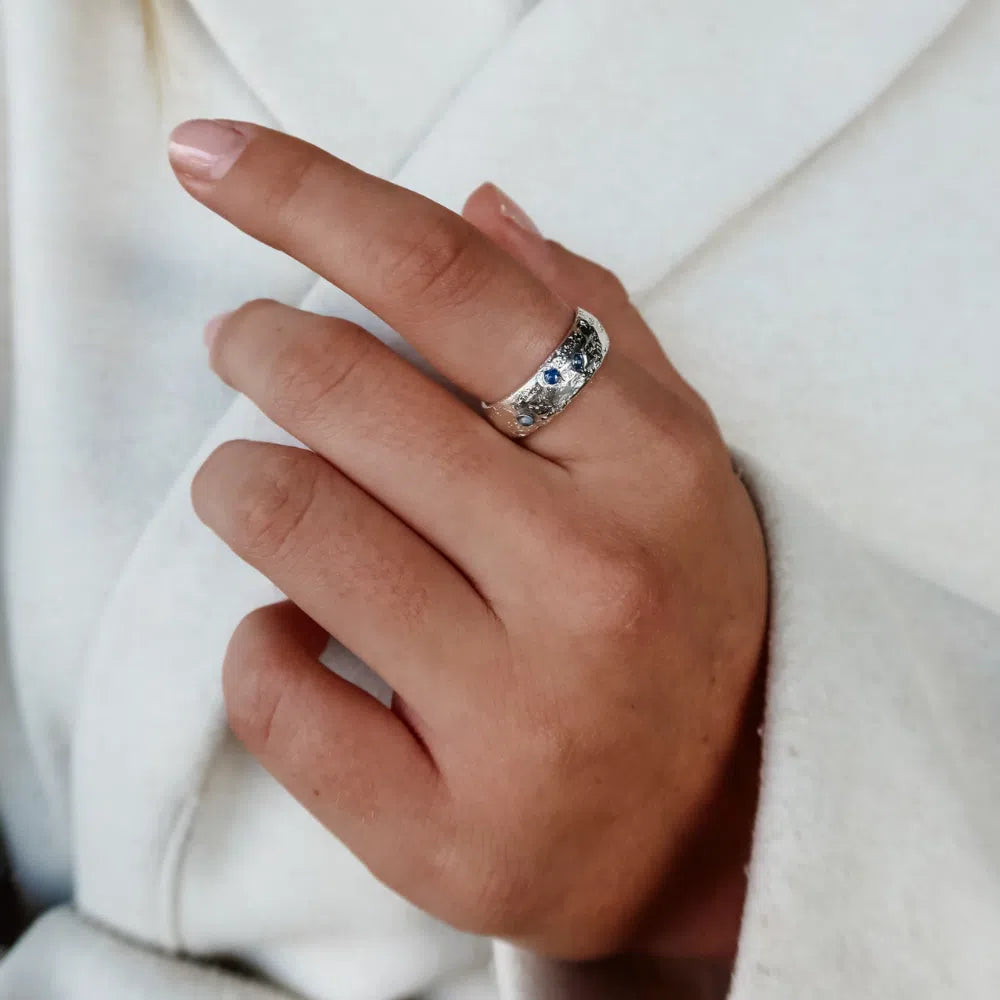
[542,367,561,385]
[517,413,535,427]
[571,352,587,373]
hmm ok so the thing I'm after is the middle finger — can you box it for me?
[207,298,567,592]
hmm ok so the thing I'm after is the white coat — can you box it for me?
[0,1,998,997]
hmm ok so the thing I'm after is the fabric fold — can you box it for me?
[0,907,295,999]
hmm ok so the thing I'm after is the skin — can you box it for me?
[167,119,769,966]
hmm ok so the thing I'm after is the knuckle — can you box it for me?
[667,418,725,504]
[524,714,591,793]
[546,240,629,307]
[591,561,662,636]
[222,608,286,755]
[382,215,490,308]
[230,447,322,562]
[587,262,630,308]
[191,438,253,519]
[232,297,283,333]
[564,541,664,637]
[212,298,277,359]
[261,149,328,243]
[268,330,373,428]
[224,661,284,756]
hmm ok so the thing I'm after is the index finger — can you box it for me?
[168,119,574,405]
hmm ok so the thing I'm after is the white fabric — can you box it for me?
[1,0,998,997]
[0,907,292,1000]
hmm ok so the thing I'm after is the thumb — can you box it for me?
[462,182,674,382]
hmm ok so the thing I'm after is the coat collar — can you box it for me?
[75,0,969,964]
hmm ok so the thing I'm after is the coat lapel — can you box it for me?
[389,0,971,292]
[73,0,969,964]
[181,0,535,175]
[188,0,970,289]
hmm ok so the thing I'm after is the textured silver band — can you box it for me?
[481,307,610,439]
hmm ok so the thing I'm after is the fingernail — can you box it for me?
[203,310,232,350]
[491,184,542,236]
[169,119,249,182]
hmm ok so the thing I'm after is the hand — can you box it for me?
[168,119,769,961]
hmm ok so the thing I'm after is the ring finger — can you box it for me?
[206,298,565,592]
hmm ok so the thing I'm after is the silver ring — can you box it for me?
[481,307,610,439]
